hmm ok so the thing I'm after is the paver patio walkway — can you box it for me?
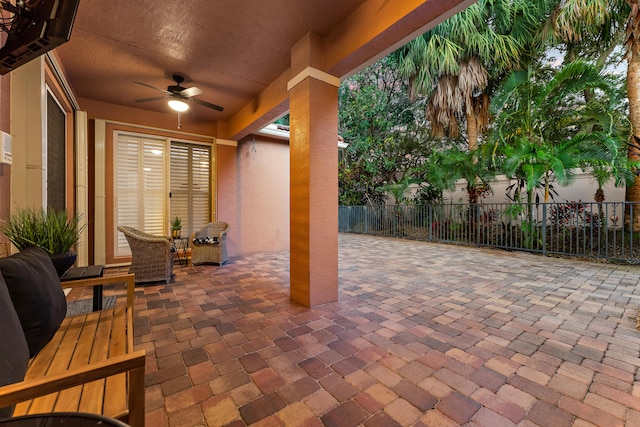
[102,233,640,426]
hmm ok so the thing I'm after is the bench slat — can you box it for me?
[59,308,115,413]
[33,311,101,413]
[79,307,120,414]
[104,305,128,417]
[20,314,88,415]
[55,310,104,413]
[11,316,70,416]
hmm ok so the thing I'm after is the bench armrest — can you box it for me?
[61,273,136,310]
[0,350,146,409]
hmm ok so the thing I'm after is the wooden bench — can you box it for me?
[0,273,145,427]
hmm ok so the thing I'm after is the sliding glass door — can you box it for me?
[170,142,212,239]
[113,131,213,257]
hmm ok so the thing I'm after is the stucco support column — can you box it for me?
[288,33,340,307]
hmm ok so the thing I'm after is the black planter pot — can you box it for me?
[49,252,77,277]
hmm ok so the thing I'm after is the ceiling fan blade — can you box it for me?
[134,81,170,94]
[135,96,167,103]
[180,86,203,98]
[191,98,224,111]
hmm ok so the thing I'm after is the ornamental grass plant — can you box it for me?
[0,208,84,255]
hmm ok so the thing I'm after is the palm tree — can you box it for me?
[396,0,552,198]
[625,0,640,230]
[540,0,627,67]
[579,94,635,204]
[544,0,640,229]
[398,0,548,203]
[423,147,495,204]
[493,61,620,243]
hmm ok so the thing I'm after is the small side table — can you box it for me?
[61,265,105,311]
[173,238,189,266]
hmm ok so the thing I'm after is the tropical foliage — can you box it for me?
[394,0,554,201]
[492,61,621,200]
[396,0,551,143]
[540,0,640,229]
[337,0,635,227]
[338,55,441,205]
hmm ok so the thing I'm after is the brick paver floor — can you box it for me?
[98,233,640,426]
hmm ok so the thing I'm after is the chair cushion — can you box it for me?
[0,246,67,357]
[193,236,219,245]
[0,271,30,420]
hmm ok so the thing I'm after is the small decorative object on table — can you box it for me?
[170,216,182,239]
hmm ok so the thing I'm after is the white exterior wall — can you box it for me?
[442,172,625,204]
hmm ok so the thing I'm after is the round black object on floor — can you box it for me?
[0,413,130,427]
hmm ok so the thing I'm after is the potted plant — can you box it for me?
[170,216,182,239]
[0,208,85,276]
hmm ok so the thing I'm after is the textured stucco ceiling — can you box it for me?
[53,1,474,134]
[55,0,367,123]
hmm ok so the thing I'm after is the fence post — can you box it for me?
[631,203,634,259]
[428,205,432,241]
[476,204,481,247]
[542,204,547,256]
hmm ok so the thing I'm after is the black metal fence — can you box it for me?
[339,202,640,263]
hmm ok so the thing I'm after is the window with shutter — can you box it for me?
[47,91,66,210]
[114,133,167,257]
[113,132,213,258]
[170,142,211,239]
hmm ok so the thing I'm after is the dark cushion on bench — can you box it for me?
[0,271,30,420]
[0,247,67,357]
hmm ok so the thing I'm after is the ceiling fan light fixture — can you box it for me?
[168,98,189,112]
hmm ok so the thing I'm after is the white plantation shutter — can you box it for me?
[115,133,168,257]
[170,142,211,238]
[170,144,190,232]
[191,145,211,231]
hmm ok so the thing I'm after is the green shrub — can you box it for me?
[0,208,84,254]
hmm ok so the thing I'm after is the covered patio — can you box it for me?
[88,234,640,426]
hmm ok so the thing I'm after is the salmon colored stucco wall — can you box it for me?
[216,135,290,258]
[216,143,238,257]
[237,135,290,255]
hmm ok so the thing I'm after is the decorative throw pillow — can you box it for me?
[0,271,30,420]
[193,236,219,245]
[0,246,67,357]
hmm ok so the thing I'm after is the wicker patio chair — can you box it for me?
[118,225,174,283]
[191,221,229,265]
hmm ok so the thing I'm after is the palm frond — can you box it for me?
[458,57,489,99]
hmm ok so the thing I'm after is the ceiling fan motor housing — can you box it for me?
[168,74,185,93]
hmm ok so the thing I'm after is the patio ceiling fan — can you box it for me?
[134,74,224,112]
